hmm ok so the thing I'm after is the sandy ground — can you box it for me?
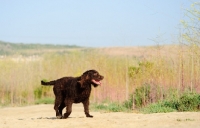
[0,104,200,128]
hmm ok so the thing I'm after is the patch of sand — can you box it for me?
[0,104,199,128]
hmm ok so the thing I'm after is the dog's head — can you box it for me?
[79,70,104,88]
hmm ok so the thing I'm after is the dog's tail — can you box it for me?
[41,80,55,86]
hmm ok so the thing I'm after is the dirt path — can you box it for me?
[0,104,199,128]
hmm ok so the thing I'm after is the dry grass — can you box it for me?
[0,45,199,106]
[97,45,183,57]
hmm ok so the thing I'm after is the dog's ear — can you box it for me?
[79,70,93,88]
[79,74,87,88]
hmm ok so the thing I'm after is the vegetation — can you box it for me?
[91,2,200,113]
[93,91,200,113]
[0,47,135,106]
[140,91,200,113]
[0,2,199,114]
[35,97,54,105]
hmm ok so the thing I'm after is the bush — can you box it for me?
[34,87,43,99]
[35,97,54,104]
[177,92,200,111]
[92,95,135,112]
[92,102,129,112]
[92,91,200,113]
[34,85,52,100]
[140,91,200,113]
[94,104,108,110]
[162,100,179,110]
[134,84,151,108]
[123,94,133,109]
[141,102,177,113]
[107,103,124,112]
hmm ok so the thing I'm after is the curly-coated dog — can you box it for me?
[41,69,104,119]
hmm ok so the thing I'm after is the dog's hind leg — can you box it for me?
[63,100,73,119]
[58,101,65,116]
[54,96,62,119]
[54,102,62,118]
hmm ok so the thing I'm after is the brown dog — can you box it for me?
[41,69,104,118]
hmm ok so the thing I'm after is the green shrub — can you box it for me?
[177,92,200,111]
[162,100,179,110]
[94,104,108,110]
[140,91,200,113]
[134,84,151,108]
[34,87,43,99]
[123,94,133,109]
[141,102,177,113]
[107,103,125,112]
[92,102,128,112]
[35,97,54,104]
[34,85,52,100]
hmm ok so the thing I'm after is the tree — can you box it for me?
[181,2,200,92]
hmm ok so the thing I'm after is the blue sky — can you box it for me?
[0,0,192,47]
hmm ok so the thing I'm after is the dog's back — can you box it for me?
[41,77,75,86]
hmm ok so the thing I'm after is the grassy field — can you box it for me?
[0,41,199,112]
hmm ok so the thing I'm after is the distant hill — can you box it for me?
[0,40,80,49]
[0,40,185,59]
[0,40,81,55]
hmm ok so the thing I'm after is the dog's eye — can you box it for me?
[93,73,98,76]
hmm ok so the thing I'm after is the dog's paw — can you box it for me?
[56,115,62,119]
[86,115,93,118]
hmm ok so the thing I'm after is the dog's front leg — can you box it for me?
[82,99,93,118]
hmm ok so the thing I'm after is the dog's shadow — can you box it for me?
[18,117,57,120]
[18,116,85,120]
[37,117,58,120]
[36,116,79,120]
